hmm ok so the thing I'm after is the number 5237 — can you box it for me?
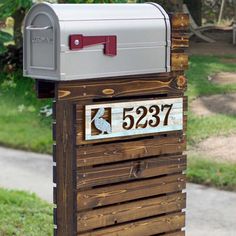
[122,104,173,130]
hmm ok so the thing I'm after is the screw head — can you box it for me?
[74,39,80,46]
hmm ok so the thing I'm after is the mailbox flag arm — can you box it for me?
[69,34,117,56]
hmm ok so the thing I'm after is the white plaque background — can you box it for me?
[85,98,183,140]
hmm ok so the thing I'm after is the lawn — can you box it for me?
[186,55,236,190]
[186,55,236,145]
[188,156,236,191]
[0,188,53,236]
[0,71,52,153]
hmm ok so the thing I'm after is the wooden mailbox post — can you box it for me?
[24,3,189,236]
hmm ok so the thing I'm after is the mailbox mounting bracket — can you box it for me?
[69,34,117,56]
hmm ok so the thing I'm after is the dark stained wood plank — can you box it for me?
[171,53,189,71]
[52,122,56,144]
[77,135,186,167]
[171,13,189,31]
[183,115,187,133]
[77,192,186,232]
[77,155,186,189]
[35,79,55,99]
[78,212,185,236]
[76,123,186,145]
[77,174,186,210]
[172,33,189,49]
[152,231,185,236]
[57,74,186,101]
[164,231,185,236]
[55,101,77,236]
[183,96,188,112]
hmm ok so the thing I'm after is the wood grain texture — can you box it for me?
[172,33,189,49]
[77,173,186,210]
[54,101,76,236]
[57,74,186,101]
[78,212,185,236]
[164,231,185,236]
[171,53,189,71]
[77,192,186,232]
[76,123,186,145]
[77,135,186,167]
[171,13,189,31]
[77,155,186,189]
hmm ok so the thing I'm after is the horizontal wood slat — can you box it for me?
[78,212,185,236]
[57,74,186,101]
[77,192,186,232]
[164,231,185,236]
[77,155,186,189]
[77,135,186,167]
[77,174,186,210]
[172,33,189,49]
[76,124,186,145]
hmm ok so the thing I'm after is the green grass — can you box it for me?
[187,156,236,191]
[186,55,236,100]
[0,71,52,153]
[188,113,236,145]
[186,55,236,189]
[0,188,53,236]
[186,55,236,144]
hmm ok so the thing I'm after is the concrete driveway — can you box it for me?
[0,146,236,236]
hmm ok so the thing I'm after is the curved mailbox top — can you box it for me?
[49,3,169,20]
[23,3,170,81]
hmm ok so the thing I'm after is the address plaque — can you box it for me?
[85,98,183,141]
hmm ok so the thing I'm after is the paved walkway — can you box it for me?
[0,147,236,236]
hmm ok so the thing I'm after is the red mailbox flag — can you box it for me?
[69,34,117,56]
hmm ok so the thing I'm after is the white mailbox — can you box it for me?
[23,3,171,81]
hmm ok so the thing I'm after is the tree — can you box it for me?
[184,0,202,26]
[0,31,13,53]
[0,0,32,49]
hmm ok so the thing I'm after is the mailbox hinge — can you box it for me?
[69,34,117,56]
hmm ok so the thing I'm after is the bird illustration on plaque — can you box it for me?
[91,107,112,135]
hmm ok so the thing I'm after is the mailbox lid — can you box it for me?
[58,3,170,80]
[50,3,169,21]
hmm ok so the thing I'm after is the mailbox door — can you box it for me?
[28,14,55,70]
[23,4,60,80]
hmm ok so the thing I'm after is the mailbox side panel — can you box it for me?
[59,19,170,80]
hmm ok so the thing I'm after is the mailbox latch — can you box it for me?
[69,34,117,56]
